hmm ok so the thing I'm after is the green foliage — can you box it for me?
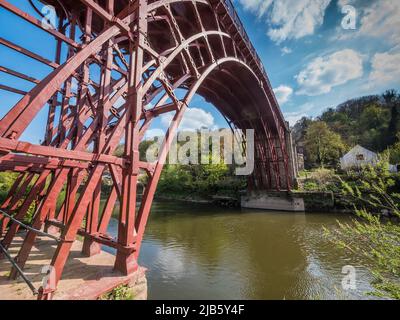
[294,90,400,168]
[0,172,37,225]
[292,117,313,143]
[340,154,398,209]
[298,168,339,192]
[158,162,245,198]
[136,130,248,199]
[0,171,18,202]
[325,162,400,300]
[385,90,400,146]
[99,285,134,300]
[158,164,193,194]
[387,140,400,164]
[111,134,247,200]
[23,201,37,224]
[312,168,336,185]
[321,92,394,151]
[113,144,124,157]
[303,121,347,168]
[358,104,391,149]
[303,181,319,191]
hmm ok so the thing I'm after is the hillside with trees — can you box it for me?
[293,90,400,169]
[113,131,246,202]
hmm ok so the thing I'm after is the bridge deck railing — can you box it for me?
[222,0,264,72]
[220,0,287,128]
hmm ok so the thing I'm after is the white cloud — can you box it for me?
[144,128,165,140]
[368,51,400,86]
[284,103,315,126]
[281,47,292,55]
[273,85,293,105]
[358,1,400,46]
[161,107,215,131]
[239,0,332,43]
[239,0,273,15]
[295,49,363,96]
[335,0,400,46]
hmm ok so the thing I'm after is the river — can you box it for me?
[106,200,376,300]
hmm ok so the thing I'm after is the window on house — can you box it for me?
[356,154,365,161]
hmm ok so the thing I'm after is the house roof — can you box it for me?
[341,145,377,160]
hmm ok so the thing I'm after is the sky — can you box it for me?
[236,0,400,126]
[0,0,400,143]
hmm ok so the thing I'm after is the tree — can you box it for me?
[388,139,400,164]
[293,90,400,168]
[384,90,400,147]
[292,116,312,143]
[303,121,347,168]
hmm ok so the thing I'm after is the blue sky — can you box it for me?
[235,0,400,125]
[1,0,400,143]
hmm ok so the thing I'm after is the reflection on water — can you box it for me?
[107,200,376,300]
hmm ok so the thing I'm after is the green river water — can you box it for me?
[106,200,376,300]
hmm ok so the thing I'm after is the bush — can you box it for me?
[303,181,319,191]
[157,162,245,199]
[0,172,18,202]
[298,168,338,192]
[386,141,400,164]
[340,155,397,212]
[325,162,400,299]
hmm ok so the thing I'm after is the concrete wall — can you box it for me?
[241,191,305,212]
[241,191,336,213]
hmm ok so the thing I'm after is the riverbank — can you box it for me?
[155,192,241,207]
[155,190,353,213]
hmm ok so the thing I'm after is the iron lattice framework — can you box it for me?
[0,0,295,299]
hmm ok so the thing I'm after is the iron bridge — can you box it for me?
[0,0,296,299]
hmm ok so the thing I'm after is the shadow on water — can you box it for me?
[105,200,377,300]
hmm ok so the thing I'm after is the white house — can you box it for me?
[340,145,378,171]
